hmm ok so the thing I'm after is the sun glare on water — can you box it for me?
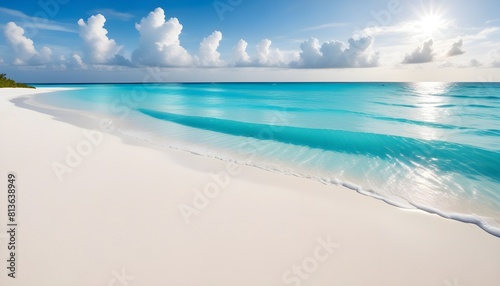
[408,82,452,140]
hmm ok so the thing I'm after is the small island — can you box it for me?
[0,73,35,88]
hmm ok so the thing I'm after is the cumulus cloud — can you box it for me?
[78,14,129,65]
[3,22,52,65]
[69,53,87,69]
[39,47,52,62]
[233,39,251,66]
[255,39,288,67]
[469,59,481,67]
[447,39,465,57]
[230,38,297,67]
[293,36,379,68]
[196,31,224,67]
[296,38,322,67]
[132,7,192,67]
[402,39,434,64]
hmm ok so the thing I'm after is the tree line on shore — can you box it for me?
[0,74,34,88]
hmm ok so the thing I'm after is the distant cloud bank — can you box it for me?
[2,6,498,70]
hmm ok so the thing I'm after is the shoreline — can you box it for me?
[15,87,500,238]
[1,87,500,285]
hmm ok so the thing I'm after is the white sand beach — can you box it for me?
[1,87,500,286]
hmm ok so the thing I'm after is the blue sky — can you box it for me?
[0,0,499,82]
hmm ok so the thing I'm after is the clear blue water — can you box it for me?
[31,82,500,236]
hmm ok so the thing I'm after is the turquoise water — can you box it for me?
[32,82,500,236]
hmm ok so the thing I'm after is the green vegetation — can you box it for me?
[0,74,35,88]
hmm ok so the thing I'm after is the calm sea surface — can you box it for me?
[32,82,500,236]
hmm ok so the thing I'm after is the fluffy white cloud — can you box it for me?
[297,38,322,67]
[447,39,465,56]
[3,22,52,65]
[233,39,251,66]
[294,36,379,68]
[196,31,224,67]
[402,39,434,64]
[132,7,192,67]
[78,14,127,65]
[4,22,35,61]
[231,38,297,67]
[70,53,87,69]
[39,46,52,62]
[255,39,288,67]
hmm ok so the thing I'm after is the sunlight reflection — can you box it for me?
[407,82,453,140]
[410,82,452,96]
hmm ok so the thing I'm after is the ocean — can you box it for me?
[30,82,500,236]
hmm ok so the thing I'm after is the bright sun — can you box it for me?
[421,15,442,34]
[417,10,447,36]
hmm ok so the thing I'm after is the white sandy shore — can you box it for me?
[1,87,500,286]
